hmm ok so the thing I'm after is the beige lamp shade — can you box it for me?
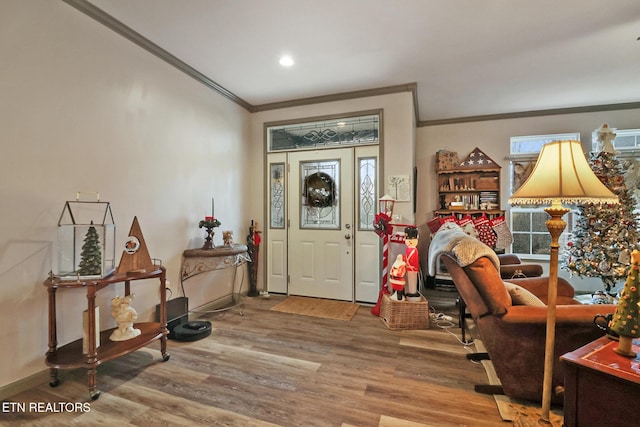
[509,140,618,206]
[508,139,617,423]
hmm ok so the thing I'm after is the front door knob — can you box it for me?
[345,234,351,240]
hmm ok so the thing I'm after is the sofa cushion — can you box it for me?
[498,254,522,265]
[503,282,545,306]
[464,257,511,315]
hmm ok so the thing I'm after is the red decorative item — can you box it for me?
[371,279,391,317]
[457,214,478,238]
[373,212,392,237]
[247,220,261,297]
[473,214,497,248]
[427,216,442,234]
[427,214,457,235]
[441,214,457,226]
[372,212,393,316]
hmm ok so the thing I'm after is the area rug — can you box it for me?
[473,339,563,426]
[271,296,360,321]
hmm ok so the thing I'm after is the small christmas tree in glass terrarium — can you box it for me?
[77,222,103,276]
[54,192,116,280]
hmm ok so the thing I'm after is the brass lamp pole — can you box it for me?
[539,201,569,419]
[509,140,618,423]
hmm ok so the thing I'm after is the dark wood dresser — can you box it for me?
[561,336,640,427]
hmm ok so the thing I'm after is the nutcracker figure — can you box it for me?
[404,226,420,299]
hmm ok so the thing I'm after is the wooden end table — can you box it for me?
[43,268,170,400]
[561,335,640,427]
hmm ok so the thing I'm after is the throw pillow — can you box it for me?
[503,281,545,306]
[464,257,511,315]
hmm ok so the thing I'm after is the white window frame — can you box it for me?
[510,207,574,259]
[508,132,579,259]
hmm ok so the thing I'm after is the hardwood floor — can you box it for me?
[2,290,506,426]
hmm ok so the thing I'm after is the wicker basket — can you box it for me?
[380,294,429,330]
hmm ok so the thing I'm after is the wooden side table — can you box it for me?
[180,244,250,315]
[561,335,640,427]
[43,268,170,400]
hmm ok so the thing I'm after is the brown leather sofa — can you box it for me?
[442,253,616,404]
[457,254,544,342]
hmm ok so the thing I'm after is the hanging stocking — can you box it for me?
[427,214,457,234]
[427,216,443,234]
[473,214,497,248]
[457,215,478,239]
[490,215,513,250]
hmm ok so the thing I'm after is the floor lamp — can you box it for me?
[508,140,618,424]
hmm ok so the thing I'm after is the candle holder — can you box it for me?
[199,217,221,250]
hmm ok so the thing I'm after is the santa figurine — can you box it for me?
[389,254,407,301]
[404,226,421,300]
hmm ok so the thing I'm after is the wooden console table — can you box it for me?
[43,268,170,400]
[180,244,250,315]
[561,335,640,427]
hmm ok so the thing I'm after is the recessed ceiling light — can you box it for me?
[279,55,294,67]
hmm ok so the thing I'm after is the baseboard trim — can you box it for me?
[0,369,50,400]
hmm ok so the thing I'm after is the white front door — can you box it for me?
[288,148,354,301]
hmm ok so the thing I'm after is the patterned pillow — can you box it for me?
[503,281,545,306]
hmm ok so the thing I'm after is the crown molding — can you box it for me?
[252,83,418,115]
[62,0,253,111]
[64,1,418,119]
[418,102,640,127]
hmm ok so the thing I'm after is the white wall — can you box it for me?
[0,1,252,392]
[416,108,640,292]
[250,92,416,292]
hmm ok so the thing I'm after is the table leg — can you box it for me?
[159,270,170,361]
[48,368,59,388]
[87,367,100,400]
[458,296,467,342]
[47,286,59,387]
[86,286,100,399]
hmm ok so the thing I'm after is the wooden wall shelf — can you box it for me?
[435,167,503,219]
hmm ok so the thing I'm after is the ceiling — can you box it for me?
[76,0,640,124]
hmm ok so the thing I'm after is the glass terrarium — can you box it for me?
[54,194,116,280]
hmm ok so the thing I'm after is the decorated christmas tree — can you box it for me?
[610,249,640,357]
[78,222,102,276]
[562,125,640,291]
